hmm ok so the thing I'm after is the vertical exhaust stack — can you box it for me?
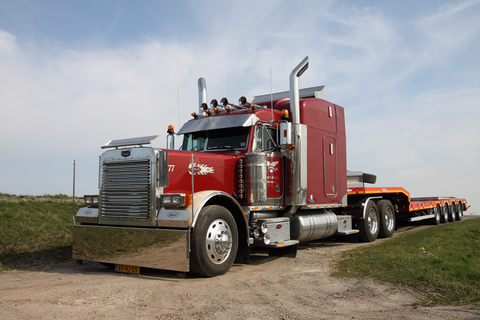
[286,56,309,215]
[289,56,309,124]
[198,77,207,114]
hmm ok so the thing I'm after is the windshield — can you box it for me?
[181,127,250,151]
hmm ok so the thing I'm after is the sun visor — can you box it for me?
[177,114,259,135]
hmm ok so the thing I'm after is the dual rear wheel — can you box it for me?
[358,200,395,242]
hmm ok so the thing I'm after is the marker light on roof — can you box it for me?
[239,96,247,106]
[220,97,228,107]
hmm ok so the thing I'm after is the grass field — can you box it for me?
[333,218,480,306]
[0,193,83,270]
[1,193,479,306]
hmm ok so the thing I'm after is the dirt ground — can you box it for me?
[1,217,479,320]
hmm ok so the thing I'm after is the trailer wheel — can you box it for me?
[455,203,463,221]
[431,205,441,225]
[358,201,380,242]
[440,204,448,223]
[377,200,395,238]
[448,203,456,222]
[190,205,238,277]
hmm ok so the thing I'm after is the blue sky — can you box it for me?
[0,0,479,213]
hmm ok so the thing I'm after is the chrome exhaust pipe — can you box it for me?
[285,56,309,215]
[289,56,309,124]
[198,77,207,114]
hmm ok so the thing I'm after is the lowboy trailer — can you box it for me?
[73,56,467,276]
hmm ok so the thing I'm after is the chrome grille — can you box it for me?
[101,160,152,219]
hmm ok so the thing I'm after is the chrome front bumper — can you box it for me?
[73,225,189,272]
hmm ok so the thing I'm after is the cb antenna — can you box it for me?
[177,86,181,132]
[270,67,273,122]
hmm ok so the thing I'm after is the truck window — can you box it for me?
[207,127,249,150]
[182,132,206,151]
[181,127,249,151]
[254,125,278,151]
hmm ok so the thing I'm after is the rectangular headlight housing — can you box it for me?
[84,195,99,206]
[161,193,192,207]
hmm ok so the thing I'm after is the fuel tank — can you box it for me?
[290,210,338,242]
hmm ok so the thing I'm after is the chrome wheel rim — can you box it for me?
[384,206,395,231]
[205,219,232,264]
[367,208,378,235]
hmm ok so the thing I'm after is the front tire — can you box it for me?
[190,205,238,277]
[358,201,380,242]
[377,200,395,238]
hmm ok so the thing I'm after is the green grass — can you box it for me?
[333,218,480,306]
[2,193,479,307]
[0,194,84,270]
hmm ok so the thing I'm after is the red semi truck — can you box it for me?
[73,57,467,276]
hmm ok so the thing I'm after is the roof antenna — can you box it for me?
[270,67,273,123]
[177,86,181,132]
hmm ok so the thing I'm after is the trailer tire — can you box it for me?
[190,205,238,277]
[440,205,448,223]
[455,203,463,221]
[377,200,395,238]
[447,203,456,222]
[431,205,441,225]
[358,201,380,242]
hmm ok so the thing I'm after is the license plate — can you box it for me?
[115,264,140,274]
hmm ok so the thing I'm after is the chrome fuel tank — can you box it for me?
[290,210,338,242]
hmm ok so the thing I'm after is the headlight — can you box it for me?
[253,229,260,239]
[263,234,271,245]
[261,221,268,234]
[161,193,192,207]
[84,195,99,206]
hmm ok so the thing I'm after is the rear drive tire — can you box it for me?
[377,200,395,238]
[190,205,238,277]
[358,201,380,242]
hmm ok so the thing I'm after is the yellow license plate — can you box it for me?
[115,264,140,274]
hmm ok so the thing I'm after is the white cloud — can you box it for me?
[0,1,479,213]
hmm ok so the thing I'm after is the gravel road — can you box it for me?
[1,217,479,320]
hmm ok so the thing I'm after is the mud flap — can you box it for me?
[333,233,359,243]
[235,243,251,264]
